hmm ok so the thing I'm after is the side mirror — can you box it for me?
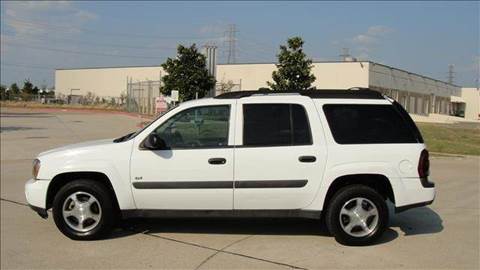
[143,133,167,150]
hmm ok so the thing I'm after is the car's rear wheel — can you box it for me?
[52,179,115,240]
[326,185,388,246]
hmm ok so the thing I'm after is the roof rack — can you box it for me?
[215,89,384,100]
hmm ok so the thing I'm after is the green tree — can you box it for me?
[267,37,316,91]
[0,85,6,100]
[160,44,215,101]
[46,90,55,97]
[22,79,34,94]
[9,83,20,96]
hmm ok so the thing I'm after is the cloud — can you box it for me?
[350,25,393,60]
[2,1,97,38]
[352,26,392,45]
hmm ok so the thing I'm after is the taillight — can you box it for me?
[418,149,430,178]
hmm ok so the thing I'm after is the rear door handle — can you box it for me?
[208,158,226,165]
[299,156,316,163]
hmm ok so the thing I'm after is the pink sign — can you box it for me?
[155,96,168,114]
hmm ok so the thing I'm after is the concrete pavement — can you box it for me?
[1,107,478,269]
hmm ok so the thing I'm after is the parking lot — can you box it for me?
[1,107,479,269]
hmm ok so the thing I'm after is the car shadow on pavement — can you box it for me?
[107,206,442,244]
[389,206,444,236]
[108,217,400,245]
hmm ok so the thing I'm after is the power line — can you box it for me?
[2,41,166,59]
[235,47,275,63]
[237,33,276,51]
[5,18,222,41]
[0,62,55,70]
[2,30,178,51]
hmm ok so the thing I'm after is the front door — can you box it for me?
[130,103,235,209]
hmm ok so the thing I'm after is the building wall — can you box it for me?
[215,62,369,91]
[54,61,466,117]
[368,62,461,115]
[368,62,460,98]
[461,88,480,120]
[55,66,163,98]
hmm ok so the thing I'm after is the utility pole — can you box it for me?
[339,48,350,61]
[224,24,238,64]
[447,64,455,84]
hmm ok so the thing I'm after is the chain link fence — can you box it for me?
[126,80,164,115]
[126,79,243,115]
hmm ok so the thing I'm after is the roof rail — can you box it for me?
[215,89,384,100]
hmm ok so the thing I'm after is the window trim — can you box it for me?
[141,104,232,150]
[241,103,313,148]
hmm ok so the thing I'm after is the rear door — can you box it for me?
[233,96,327,209]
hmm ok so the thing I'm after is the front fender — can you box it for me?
[42,159,136,210]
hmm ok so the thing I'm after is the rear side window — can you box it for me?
[243,104,312,146]
[323,104,418,144]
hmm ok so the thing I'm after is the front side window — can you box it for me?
[243,104,312,146]
[153,105,230,149]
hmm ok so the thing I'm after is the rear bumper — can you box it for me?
[395,199,434,213]
[395,177,435,213]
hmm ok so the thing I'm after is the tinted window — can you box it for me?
[243,104,312,146]
[323,104,418,144]
[153,105,230,148]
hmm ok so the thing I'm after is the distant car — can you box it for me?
[25,89,435,246]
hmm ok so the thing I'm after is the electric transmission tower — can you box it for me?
[447,64,455,84]
[224,24,238,64]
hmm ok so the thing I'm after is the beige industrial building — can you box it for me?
[55,61,479,120]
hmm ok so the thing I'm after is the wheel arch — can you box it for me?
[46,171,120,211]
[322,174,395,211]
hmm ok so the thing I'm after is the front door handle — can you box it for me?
[208,158,226,165]
[299,156,316,163]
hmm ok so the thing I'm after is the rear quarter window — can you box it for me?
[323,104,418,144]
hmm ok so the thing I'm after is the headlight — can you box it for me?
[32,159,41,179]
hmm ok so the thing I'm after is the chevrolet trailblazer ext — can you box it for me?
[25,89,435,246]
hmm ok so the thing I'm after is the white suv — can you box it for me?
[25,89,435,245]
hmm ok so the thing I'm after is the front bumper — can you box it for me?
[25,178,49,218]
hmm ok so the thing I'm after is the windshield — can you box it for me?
[113,105,178,143]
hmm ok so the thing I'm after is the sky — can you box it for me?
[1,1,479,88]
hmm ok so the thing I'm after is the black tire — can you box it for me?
[325,185,388,246]
[52,179,116,240]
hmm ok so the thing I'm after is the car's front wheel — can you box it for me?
[52,179,115,240]
[326,185,388,246]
